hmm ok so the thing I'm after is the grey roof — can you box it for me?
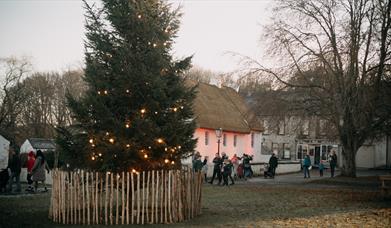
[28,138,56,150]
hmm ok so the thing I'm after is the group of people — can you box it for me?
[192,152,254,186]
[302,151,338,178]
[0,149,50,194]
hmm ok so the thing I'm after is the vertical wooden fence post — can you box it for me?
[151,170,155,224]
[110,172,114,225]
[131,172,135,224]
[137,172,140,224]
[121,171,125,225]
[126,172,130,224]
[146,171,150,223]
[116,173,119,225]
[105,172,108,225]
[142,171,145,224]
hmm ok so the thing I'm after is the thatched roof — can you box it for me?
[188,81,263,133]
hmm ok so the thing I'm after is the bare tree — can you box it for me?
[0,57,31,146]
[240,0,391,177]
[183,66,215,84]
[52,69,85,128]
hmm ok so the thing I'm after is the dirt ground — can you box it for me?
[1,174,390,227]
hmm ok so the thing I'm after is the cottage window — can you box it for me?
[263,120,269,135]
[283,143,290,159]
[319,119,326,136]
[302,119,309,135]
[272,143,279,156]
[233,135,237,147]
[278,120,285,135]
[205,131,209,145]
[223,134,227,146]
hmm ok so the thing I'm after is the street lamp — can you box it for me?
[215,128,223,156]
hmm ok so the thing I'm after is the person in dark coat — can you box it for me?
[268,153,278,178]
[221,159,234,186]
[209,153,222,185]
[329,151,337,178]
[192,152,203,172]
[0,168,9,193]
[8,149,21,192]
[242,154,253,180]
[303,154,311,178]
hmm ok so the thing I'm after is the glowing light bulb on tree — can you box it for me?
[109,138,115,144]
[164,159,169,164]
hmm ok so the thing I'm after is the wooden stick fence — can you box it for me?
[49,168,203,225]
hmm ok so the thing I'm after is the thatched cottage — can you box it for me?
[189,81,263,161]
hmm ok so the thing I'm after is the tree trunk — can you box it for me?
[340,132,361,177]
[340,146,357,177]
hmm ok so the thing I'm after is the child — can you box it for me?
[319,160,325,177]
[26,151,35,192]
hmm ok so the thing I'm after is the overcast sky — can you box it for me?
[0,0,273,73]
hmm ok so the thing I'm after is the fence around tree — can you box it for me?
[49,168,203,225]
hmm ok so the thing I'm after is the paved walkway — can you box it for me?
[243,169,391,188]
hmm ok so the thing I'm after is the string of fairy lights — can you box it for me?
[88,104,184,164]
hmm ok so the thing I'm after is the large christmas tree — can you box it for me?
[58,0,196,172]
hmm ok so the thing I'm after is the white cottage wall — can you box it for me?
[0,135,10,170]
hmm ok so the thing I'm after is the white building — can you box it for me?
[20,138,56,154]
[0,135,10,170]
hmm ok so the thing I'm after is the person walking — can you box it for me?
[319,160,325,177]
[26,151,35,192]
[31,150,50,192]
[242,154,253,180]
[268,153,278,178]
[329,151,337,178]
[8,149,21,193]
[201,156,208,183]
[221,159,234,186]
[192,152,203,172]
[209,153,222,185]
[230,154,240,179]
[302,154,311,178]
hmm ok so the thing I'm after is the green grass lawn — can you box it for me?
[1,178,390,227]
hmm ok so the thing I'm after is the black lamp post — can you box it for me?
[215,128,222,156]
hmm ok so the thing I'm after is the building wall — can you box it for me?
[356,136,388,168]
[0,135,10,170]
[260,134,297,161]
[192,128,261,176]
[194,128,258,159]
[20,140,34,154]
